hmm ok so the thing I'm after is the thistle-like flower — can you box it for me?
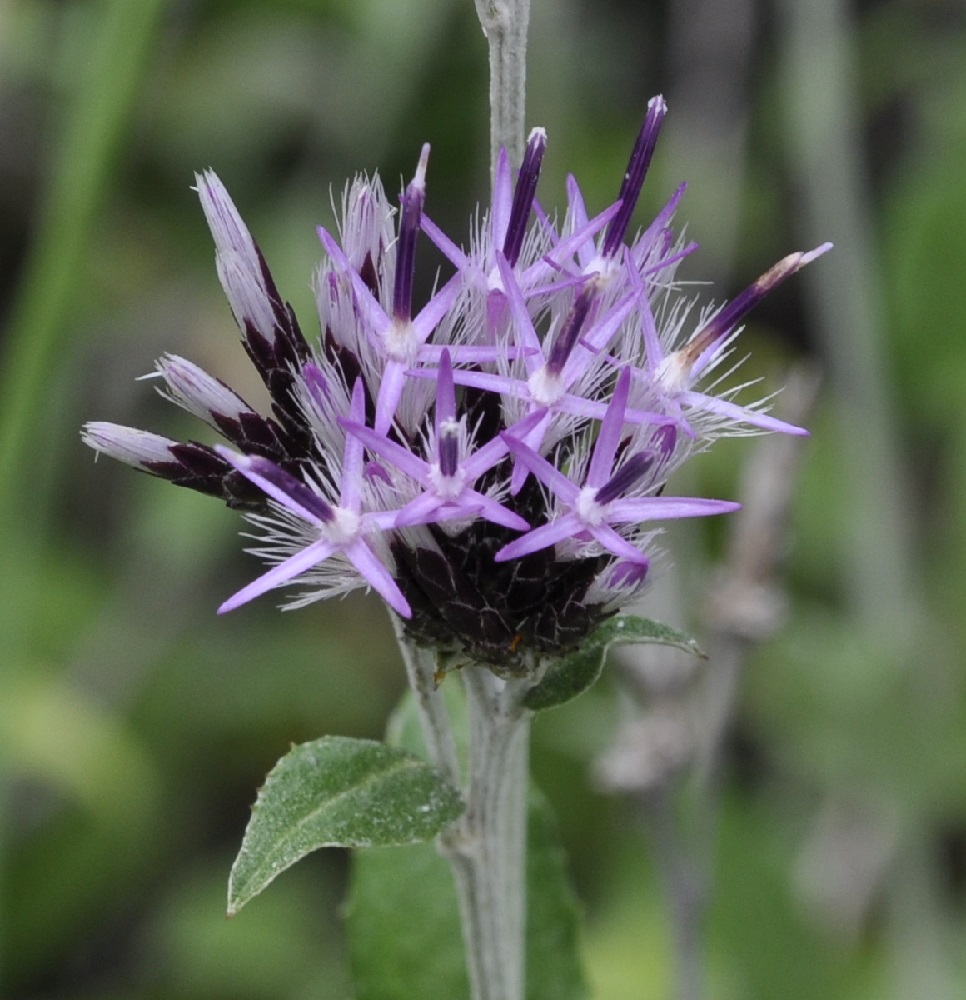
[83,95,830,675]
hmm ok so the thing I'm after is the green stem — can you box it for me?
[391,617,462,788]
[393,626,531,1000]
[444,665,530,1000]
[474,0,531,171]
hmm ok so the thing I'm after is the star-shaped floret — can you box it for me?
[435,252,663,490]
[530,96,689,292]
[494,368,740,565]
[317,145,461,435]
[625,243,833,437]
[341,350,530,531]
[215,380,411,617]
[421,128,619,314]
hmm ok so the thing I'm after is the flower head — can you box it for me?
[83,96,830,675]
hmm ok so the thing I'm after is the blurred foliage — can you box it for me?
[2,0,966,997]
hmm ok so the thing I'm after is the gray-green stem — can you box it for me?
[444,665,529,1000]
[474,0,531,171]
[394,624,531,1000]
[392,617,462,788]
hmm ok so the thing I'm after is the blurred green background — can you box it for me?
[2,0,966,997]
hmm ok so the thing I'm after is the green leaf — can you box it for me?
[347,839,468,999]
[346,790,587,1000]
[523,792,588,1000]
[524,615,703,711]
[228,736,463,915]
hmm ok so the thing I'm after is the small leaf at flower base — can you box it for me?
[523,615,704,711]
[227,736,463,915]
[345,790,587,1000]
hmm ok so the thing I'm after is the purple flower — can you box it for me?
[83,97,830,673]
[494,368,739,566]
[421,127,619,316]
[620,243,833,438]
[213,380,412,617]
[315,145,463,437]
[340,350,530,532]
[433,252,659,493]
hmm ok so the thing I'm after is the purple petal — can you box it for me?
[507,408,554,494]
[586,367,632,488]
[393,492,451,527]
[563,174,594,269]
[341,418,429,482]
[215,447,333,524]
[318,226,389,338]
[459,409,547,480]
[343,539,412,617]
[417,343,530,365]
[626,267,665,373]
[340,380,367,510]
[374,360,407,436]
[493,514,583,562]
[634,182,686,261]
[394,493,483,527]
[500,430,579,502]
[218,538,336,613]
[443,367,529,400]
[606,496,741,523]
[587,522,651,563]
[679,390,809,437]
[560,293,635,386]
[490,145,514,252]
[459,433,511,480]
[421,213,469,271]
[494,253,545,373]
[466,490,530,531]
[531,199,622,283]
[410,274,461,344]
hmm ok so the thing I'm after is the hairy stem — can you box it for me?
[394,623,531,1000]
[474,0,531,171]
[391,617,462,788]
[443,665,530,1000]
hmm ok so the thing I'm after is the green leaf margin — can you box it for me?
[524,615,704,712]
[228,735,463,915]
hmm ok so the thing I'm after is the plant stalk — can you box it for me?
[392,617,462,788]
[442,665,529,1000]
[394,626,531,1000]
[474,0,531,171]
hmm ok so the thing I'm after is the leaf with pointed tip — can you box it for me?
[228,736,463,915]
[524,615,704,711]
